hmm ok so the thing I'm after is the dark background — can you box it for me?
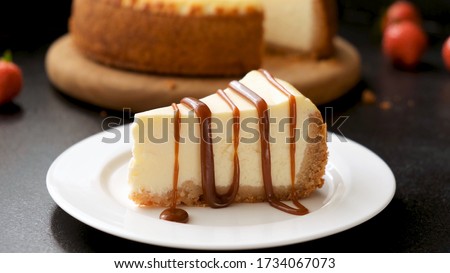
[1,0,450,51]
[0,1,449,252]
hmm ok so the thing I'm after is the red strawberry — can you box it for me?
[382,21,427,70]
[382,1,421,32]
[0,51,23,105]
[442,36,450,72]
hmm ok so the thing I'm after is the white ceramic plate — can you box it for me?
[47,125,395,250]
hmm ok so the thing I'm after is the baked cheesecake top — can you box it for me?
[118,0,262,15]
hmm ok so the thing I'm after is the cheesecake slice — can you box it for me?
[261,0,337,58]
[128,70,327,220]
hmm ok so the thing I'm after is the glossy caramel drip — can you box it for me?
[228,80,307,215]
[180,97,238,208]
[161,71,309,222]
[160,103,189,223]
[216,89,240,202]
[258,69,308,213]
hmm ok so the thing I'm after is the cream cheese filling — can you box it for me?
[261,0,315,51]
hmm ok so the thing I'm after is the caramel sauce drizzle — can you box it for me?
[180,97,239,208]
[257,69,308,213]
[228,79,307,215]
[216,89,241,204]
[160,71,308,223]
[159,103,189,223]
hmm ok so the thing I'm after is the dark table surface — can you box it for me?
[1,24,449,252]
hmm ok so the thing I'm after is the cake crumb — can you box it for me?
[166,80,177,90]
[99,110,108,118]
[362,89,377,104]
[379,101,392,110]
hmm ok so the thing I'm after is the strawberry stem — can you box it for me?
[2,50,13,62]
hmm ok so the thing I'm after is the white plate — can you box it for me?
[47,125,395,250]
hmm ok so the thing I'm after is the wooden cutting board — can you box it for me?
[46,35,360,112]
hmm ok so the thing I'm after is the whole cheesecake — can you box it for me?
[70,0,264,76]
[128,70,328,222]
